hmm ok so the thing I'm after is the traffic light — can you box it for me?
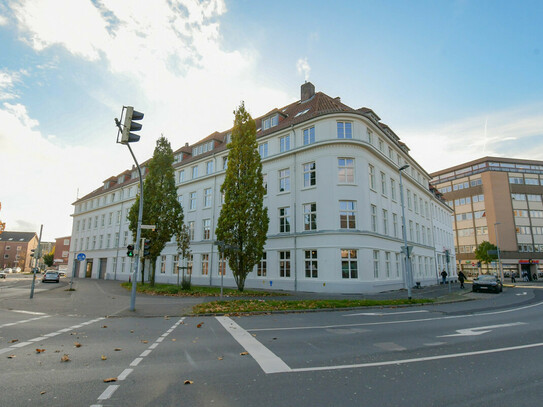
[127,244,134,257]
[30,249,36,257]
[120,106,144,144]
[143,239,151,257]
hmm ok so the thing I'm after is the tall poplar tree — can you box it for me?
[128,135,183,286]
[216,102,269,291]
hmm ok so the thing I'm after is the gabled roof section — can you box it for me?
[0,231,37,242]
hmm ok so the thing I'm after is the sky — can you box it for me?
[0,0,542,241]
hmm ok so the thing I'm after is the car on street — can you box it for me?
[42,271,60,283]
[472,274,503,293]
[3,268,13,273]
[0,271,6,279]
[58,270,67,277]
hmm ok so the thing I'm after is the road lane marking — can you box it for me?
[98,385,119,400]
[375,342,407,351]
[287,342,543,373]
[437,322,526,337]
[217,316,291,374]
[345,310,429,317]
[11,310,47,315]
[91,317,185,407]
[249,301,543,332]
[0,314,50,329]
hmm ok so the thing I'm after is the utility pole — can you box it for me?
[30,224,43,299]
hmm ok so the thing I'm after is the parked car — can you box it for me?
[3,268,13,273]
[0,271,6,279]
[472,274,503,293]
[58,270,66,277]
[42,271,60,283]
[14,267,21,273]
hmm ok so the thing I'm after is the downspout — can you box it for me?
[209,152,218,287]
[292,125,298,292]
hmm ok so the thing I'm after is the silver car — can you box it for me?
[42,271,60,283]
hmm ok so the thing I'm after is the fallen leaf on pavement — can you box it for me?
[130,330,134,333]
[103,378,117,383]
[172,339,176,342]
[218,356,223,360]
[164,316,170,320]
[197,323,203,328]
[61,354,70,362]
[9,339,19,343]
[7,354,15,359]
[114,348,122,351]
[40,391,46,395]
[240,351,249,356]
[102,325,108,328]
[141,340,148,344]
[184,380,193,385]
[36,349,45,353]
[101,355,107,360]
[74,342,81,348]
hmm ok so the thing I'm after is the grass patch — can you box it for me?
[193,298,434,314]
[120,282,288,297]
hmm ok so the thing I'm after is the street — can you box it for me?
[1,277,543,406]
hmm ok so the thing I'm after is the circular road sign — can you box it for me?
[77,253,86,261]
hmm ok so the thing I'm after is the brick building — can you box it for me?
[0,231,38,272]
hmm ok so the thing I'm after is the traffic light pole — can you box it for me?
[127,143,143,312]
[30,224,43,299]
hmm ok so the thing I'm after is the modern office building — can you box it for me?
[430,156,543,279]
[67,82,455,293]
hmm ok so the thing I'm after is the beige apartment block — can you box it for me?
[431,157,543,279]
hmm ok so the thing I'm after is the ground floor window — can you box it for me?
[218,253,226,276]
[257,252,267,276]
[201,253,209,275]
[187,254,193,275]
[279,251,291,277]
[305,250,318,278]
[173,255,179,274]
[160,255,166,273]
[341,249,358,279]
[373,250,380,278]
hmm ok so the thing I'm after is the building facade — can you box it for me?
[430,157,543,278]
[0,231,38,272]
[53,236,71,269]
[68,82,455,293]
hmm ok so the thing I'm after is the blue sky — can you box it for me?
[0,0,542,241]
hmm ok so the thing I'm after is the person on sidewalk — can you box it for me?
[458,271,466,289]
[511,272,516,283]
[441,269,448,284]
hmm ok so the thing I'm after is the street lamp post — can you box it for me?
[399,164,412,300]
[494,222,503,281]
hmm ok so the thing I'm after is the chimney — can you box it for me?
[185,142,189,147]
[301,81,315,102]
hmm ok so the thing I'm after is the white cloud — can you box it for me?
[0,70,20,100]
[297,57,311,82]
[400,104,543,174]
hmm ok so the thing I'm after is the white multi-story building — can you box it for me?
[68,82,455,293]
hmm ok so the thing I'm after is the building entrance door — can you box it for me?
[98,258,107,279]
[85,260,93,278]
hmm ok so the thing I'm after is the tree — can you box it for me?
[43,252,55,268]
[128,136,184,286]
[474,241,498,273]
[216,102,269,291]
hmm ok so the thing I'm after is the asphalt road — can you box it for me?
[1,276,543,406]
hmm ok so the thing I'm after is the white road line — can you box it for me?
[345,310,429,317]
[10,341,32,348]
[98,385,119,400]
[249,301,543,332]
[156,337,164,343]
[117,368,133,381]
[28,337,48,342]
[0,315,50,329]
[288,342,543,373]
[91,317,185,407]
[11,310,47,315]
[216,316,291,374]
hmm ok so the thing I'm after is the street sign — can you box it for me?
[77,253,86,261]
[141,224,156,230]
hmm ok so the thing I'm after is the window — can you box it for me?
[190,192,197,210]
[303,127,315,145]
[94,216,98,228]
[114,233,119,248]
[279,207,291,233]
[219,253,227,276]
[371,205,377,232]
[380,172,387,195]
[338,158,354,183]
[337,121,352,139]
[366,163,377,192]
[177,195,183,208]
[279,169,290,192]
[303,203,317,231]
[188,221,195,240]
[414,194,419,213]
[378,138,384,151]
[201,254,209,275]
[279,251,291,277]
[173,255,179,274]
[192,166,198,179]
[259,142,268,158]
[409,220,414,240]
[395,253,401,277]
[223,156,228,170]
[257,252,267,276]
[206,161,214,175]
[407,190,412,210]
[107,234,111,248]
[160,255,166,274]
[123,231,128,246]
[101,214,105,227]
[263,114,278,130]
[340,201,356,229]
[179,170,185,183]
[186,254,193,275]
[92,236,96,250]
[341,249,358,279]
[204,188,212,207]
[367,128,373,144]
[263,174,268,195]
[382,209,388,235]
[305,250,318,278]
[203,219,211,240]
[303,162,316,187]
[393,213,398,237]
[391,178,397,200]
[108,212,113,225]
[385,252,391,278]
[280,135,290,152]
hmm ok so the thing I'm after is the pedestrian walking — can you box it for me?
[441,269,448,284]
[458,271,466,289]
[511,272,516,283]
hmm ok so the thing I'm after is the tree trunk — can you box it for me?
[150,260,156,287]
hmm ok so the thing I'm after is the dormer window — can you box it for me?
[104,181,110,189]
[262,114,278,130]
